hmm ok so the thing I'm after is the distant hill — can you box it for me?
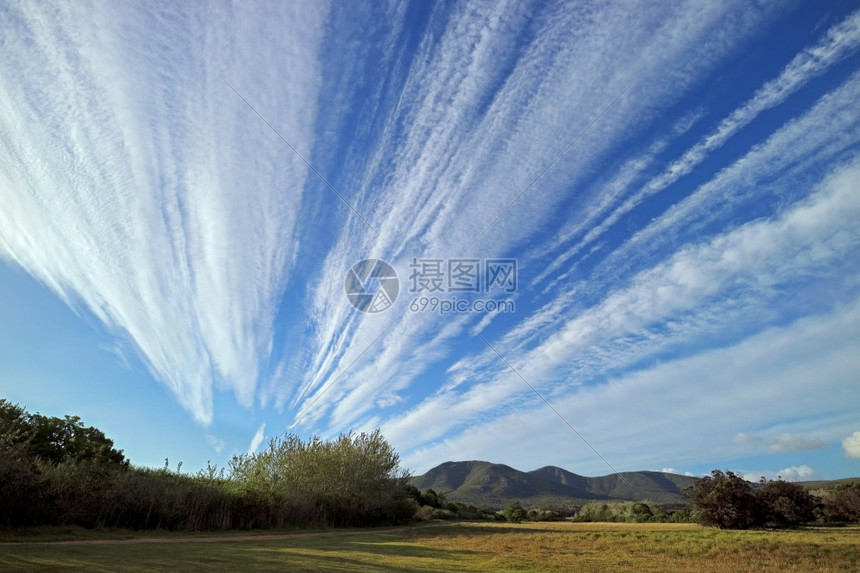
[410,461,695,509]
[801,477,860,493]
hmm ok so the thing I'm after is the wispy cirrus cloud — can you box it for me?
[247,423,267,455]
[384,153,860,464]
[287,0,783,437]
[534,9,860,290]
[733,433,828,453]
[401,297,860,474]
[0,2,330,424]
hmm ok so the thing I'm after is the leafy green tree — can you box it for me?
[686,470,820,529]
[0,400,29,447]
[0,399,126,466]
[502,501,527,523]
[630,502,654,522]
[684,470,757,529]
[404,483,422,505]
[28,413,127,466]
[419,488,444,508]
[756,478,816,528]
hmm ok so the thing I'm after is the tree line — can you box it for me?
[684,469,860,529]
[0,399,415,530]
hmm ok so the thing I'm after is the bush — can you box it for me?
[820,482,860,523]
[417,488,444,508]
[228,429,415,527]
[526,508,562,522]
[756,478,816,528]
[502,502,527,523]
[570,501,677,523]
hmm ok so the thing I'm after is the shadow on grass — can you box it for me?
[0,530,478,573]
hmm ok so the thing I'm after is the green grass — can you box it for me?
[0,524,326,543]
[0,522,858,572]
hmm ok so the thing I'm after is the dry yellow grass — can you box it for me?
[0,521,857,572]
[405,522,860,572]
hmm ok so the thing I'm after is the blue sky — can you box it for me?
[1,1,859,483]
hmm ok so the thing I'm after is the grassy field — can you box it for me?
[0,522,858,572]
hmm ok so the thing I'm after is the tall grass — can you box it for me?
[0,431,416,531]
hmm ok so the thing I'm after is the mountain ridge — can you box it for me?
[410,460,695,509]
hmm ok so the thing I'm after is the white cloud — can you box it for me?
[842,431,860,459]
[0,2,329,424]
[769,434,828,453]
[376,393,404,408]
[385,156,860,456]
[733,433,761,445]
[247,423,266,455]
[601,70,860,283]
[743,465,819,483]
[535,9,860,288]
[400,297,860,474]
[289,0,781,435]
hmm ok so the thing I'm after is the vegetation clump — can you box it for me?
[0,399,414,530]
[571,501,691,523]
[407,487,494,520]
[684,470,819,529]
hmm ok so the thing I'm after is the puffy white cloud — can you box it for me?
[744,465,818,482]
[842,431,860,459]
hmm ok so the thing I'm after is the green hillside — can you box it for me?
[411,461,695,509]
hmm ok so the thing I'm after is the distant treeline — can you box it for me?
[492,472,860,528]
[408,474,860,529]
[0,400,415,530]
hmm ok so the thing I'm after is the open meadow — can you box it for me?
[1,522,858,572]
